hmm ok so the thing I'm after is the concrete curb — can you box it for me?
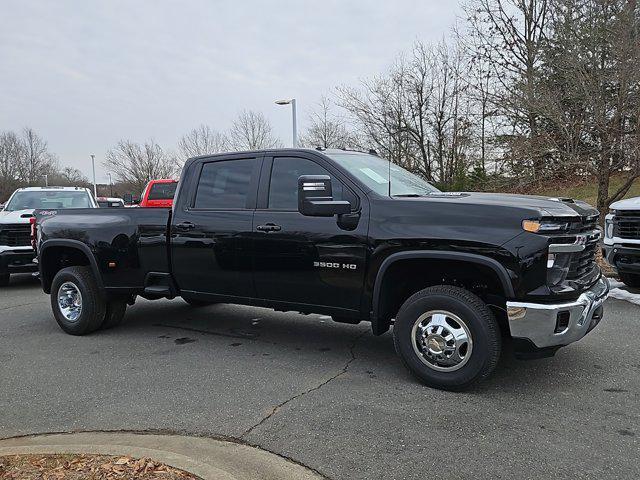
[0,432,324,480]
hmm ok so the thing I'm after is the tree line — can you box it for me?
[2,0,638,215]
[0,110,282,200]
[302,0,640,215]
[0,127,89,200]
[103,110,282,193]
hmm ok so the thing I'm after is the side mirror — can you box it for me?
[298,175,351,217]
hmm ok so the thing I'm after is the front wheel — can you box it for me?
[51,266,106,335]
[393,285,501,391]
[619,272,640,289]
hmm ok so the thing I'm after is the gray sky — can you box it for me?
[1,0,461,182]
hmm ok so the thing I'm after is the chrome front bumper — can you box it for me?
[506,276,610,349]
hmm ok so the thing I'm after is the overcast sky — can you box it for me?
[1,0,462,182]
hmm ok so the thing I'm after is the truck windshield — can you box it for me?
[148,182,177,200]
[4,191,92,211]
[325,152,440,197]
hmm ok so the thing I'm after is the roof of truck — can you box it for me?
[15,186,92,192]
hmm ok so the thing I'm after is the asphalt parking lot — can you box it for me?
[1,273,639,479]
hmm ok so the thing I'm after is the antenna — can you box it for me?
[387,154,391,197]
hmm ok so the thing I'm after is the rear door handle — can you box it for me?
[176,221,196,230]
[256,223,281,232]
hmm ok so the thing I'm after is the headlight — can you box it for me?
[523,220,569,233]
[605,220,614,238]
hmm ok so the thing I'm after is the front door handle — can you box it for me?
[176,221,196,230]
[256,223,281,232]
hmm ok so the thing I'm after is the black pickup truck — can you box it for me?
[35,149,609,390]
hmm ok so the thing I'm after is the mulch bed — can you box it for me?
[0,454,201,479]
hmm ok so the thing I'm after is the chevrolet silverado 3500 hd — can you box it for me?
[35,149,609,390]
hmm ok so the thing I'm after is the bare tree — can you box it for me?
[104,139,178,193]
[337,68,415,173]
[58,167,89,186]
[19,127,59,184]
[537,0,640,215]
[178,124,228,159]
[299,96,360,149]
[337,40,474,188]
[228,110,282,151]
[463,0,551,179]
[0,131,24,199]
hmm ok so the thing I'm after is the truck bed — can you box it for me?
[37,208,172,291]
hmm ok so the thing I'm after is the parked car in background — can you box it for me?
[0,186,97,286]
[604,196,640,288]
[139,179,177,208]
[97,197,125,208]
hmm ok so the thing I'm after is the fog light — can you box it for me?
[547,253,556,268]
[554,311,570,333]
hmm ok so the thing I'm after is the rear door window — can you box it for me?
[194,158,257,209]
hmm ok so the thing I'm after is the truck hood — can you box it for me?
[423,192,599,218]
[0,209,34,224]
[610,196,640,210]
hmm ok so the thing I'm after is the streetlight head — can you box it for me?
[275,99,292,105]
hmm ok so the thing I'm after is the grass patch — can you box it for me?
[525,173,640,207]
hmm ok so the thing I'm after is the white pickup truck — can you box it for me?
[0,186,97,286]
[603,196,640,288]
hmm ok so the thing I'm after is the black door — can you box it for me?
[171,155,261,300]
[252,155,368,313]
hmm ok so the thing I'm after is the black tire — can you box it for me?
[183,297,217,307]
[393,285,501,391]
[0,273,9,287]
[50,266,106,335]
[101,299,127,329]
[619,272,640,289]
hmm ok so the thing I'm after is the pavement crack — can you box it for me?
[153,323,258,340]
[3,301,48,310]
[240,329,367,439]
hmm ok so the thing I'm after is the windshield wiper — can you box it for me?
[392,193,426,197]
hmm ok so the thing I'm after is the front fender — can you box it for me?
[370,250,516,335]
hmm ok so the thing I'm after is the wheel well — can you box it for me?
[41,246,91,293]
[374,258,508,335]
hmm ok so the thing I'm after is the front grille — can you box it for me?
[572,215,599,233]
[0,224,31,247]
[617,210,640,217]
[566,233,599,280]
[615,211,640,239]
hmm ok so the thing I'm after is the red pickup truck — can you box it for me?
[139,179,177,208]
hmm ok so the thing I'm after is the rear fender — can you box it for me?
[40,239,104,294]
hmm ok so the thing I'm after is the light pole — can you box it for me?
[43,174,48,187]
[275,98,297,148]
[107,172,113,197]
[90,154,97,198]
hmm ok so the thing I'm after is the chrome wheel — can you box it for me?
[57,282,83,322]
[411,310,473,372]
